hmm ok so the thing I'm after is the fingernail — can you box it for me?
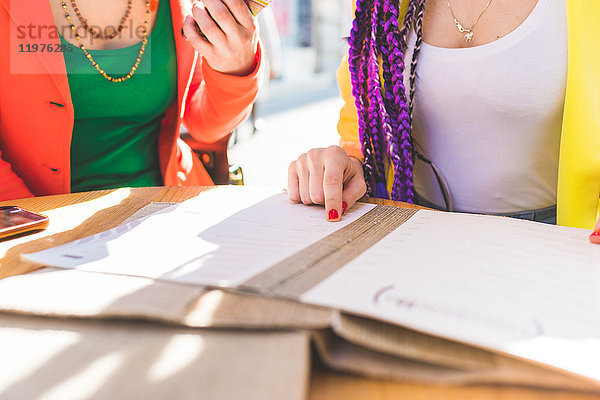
[342,202,348,215]
[328,209,339,221]
[590,231,600,244]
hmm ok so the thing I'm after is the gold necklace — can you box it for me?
[445,0,494,44]
[61,0,151,83]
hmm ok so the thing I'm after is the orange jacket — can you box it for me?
[0,0,262,201]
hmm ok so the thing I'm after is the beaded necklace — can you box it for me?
[69,0,133,40]
[61,0,151,83]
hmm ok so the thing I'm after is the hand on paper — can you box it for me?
[288,146,367,222]
[183,0,259,76]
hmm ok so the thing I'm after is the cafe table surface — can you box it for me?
[0,186,596,400]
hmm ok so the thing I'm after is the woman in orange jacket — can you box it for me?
[0,0,262,201]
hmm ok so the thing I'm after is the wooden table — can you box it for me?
[0,187,596,400]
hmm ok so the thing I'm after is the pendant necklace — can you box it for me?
[445,0,494,44]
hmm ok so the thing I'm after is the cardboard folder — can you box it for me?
[0,267,597,393]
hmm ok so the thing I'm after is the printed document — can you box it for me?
[22,187,374,287]
[302,210,600,382]
[21,189,600,383]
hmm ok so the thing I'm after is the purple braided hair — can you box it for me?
[348,0,425,202]
[349,0,377,195]
[376,1,399,199]
[366,0,393,198]
[382,0,415,202]
[408,0,426,114]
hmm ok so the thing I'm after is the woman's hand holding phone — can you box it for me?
[183,0,259,76]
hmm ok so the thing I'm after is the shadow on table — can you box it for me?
[0,311,306,400]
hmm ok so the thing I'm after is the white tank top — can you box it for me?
[406,0,567,213]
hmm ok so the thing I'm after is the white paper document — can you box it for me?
[302,210,600,382]
[22,187,375,287]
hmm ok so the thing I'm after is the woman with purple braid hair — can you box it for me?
[288,0,600,242]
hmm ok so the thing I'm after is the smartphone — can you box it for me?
[0,206,49,240]
[183,0,272,40]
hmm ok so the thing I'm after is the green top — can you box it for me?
[61,1,177,192]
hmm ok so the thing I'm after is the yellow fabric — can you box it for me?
[337,0,600,228]
[337,56,364,161]
[557,0,600,228]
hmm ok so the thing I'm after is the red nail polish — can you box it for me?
[328,209,339,221]
[342,202,348,215]
[590,231,600,244]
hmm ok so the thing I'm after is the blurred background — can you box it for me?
[228,0,354,188]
